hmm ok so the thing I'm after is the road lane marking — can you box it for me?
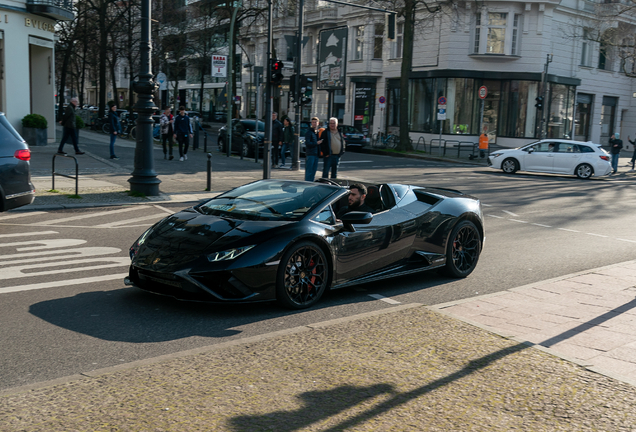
[0,273,129,294]
[0,247,121,265]
[532,223,551,228]
[0,257,130,280]
[33,207,142,225]
[509,219,528,223]
[153,205,174,215]
[559,228,580,233]
[0,211,48,221]
[487,214,504,218]
[617,238,636,243]
[0,239,86,251]
[368,294,401,305]
[502,210,519,217]
[93,214,167,228]
[586,233,608,238]
[0,231,58,238]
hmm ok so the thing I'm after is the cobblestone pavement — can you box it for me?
[2,304,636,431]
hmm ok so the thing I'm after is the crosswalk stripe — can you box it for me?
[0,231,58,238]
[0,211,48,221]
[0,273,129,294]
[93,214,167,228]
[33,207,142,225]
[0,257,130,280]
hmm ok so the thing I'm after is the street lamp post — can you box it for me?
[128,0,160,196]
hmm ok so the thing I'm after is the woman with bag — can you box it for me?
[280,118,295,168]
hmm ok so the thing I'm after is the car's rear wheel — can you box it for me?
[218,137,225,153]
[242,141,252,158]
[501,158,518,174]
[277,241,329,309]
[442,220,481,278]
[575,163,593,179]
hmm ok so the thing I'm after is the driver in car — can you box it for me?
[337,183,374,218]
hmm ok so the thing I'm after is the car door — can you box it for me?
[551,142,583,174]
[333,206,416,284]
[523,142,555,172]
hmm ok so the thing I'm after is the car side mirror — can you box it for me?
[340,211,373,232]
[527,147,534,153]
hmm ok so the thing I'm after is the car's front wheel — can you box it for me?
[575,163,593,179]
[501,158,518,174]
[218,137,225,153]
[442,220,481,278]
[277,241,329,309]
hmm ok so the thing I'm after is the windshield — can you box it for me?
[196,180,339,221]
[0,115,25,142]
[244,120,265,132]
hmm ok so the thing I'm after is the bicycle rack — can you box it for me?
[52,154,79,196]
[429,138,445,155]
[415,136,426,151]
[458,141,478,158]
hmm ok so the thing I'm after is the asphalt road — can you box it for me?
[2,155,636,392]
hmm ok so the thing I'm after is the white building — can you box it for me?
[0,0,72,141]
[239,0,636,148]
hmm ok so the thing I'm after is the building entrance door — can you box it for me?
[574,93,593,142]
[600,96,617,144]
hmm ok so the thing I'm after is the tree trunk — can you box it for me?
[99,4,108,117]
[398,0,415,151]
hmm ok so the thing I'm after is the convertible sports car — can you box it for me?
[125,179,484,309]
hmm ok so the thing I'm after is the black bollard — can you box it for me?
[206,153,212,191]
[204,131,208,153]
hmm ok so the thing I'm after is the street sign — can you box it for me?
[156,72,167,91]
[479,86,488,99]
[438,96,446,105]
[212,55,227,78]
[437,108,446,120]
[378,96,386,104]
[317,27,348,90]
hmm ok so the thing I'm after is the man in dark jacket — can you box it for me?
[57,97,84,155]
[108,104,121,160]
[271,111,284,168]
[319,117,346,179]
[173,106,193,161]
[609,133,623,174]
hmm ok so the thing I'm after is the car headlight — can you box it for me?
[207,245,256,262]
[130,227,153,259]
[490,152,504,158]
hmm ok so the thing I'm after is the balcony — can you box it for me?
[27,0,74,21]
[305,8,338,25]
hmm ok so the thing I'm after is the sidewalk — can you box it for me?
[1,262,636,430]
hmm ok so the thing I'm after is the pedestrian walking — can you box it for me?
[271,111,283,168]
[304,117,322,182]
[609,132,623,174]
[160,106,174,160]
[57,97,84,155]
[280,118,294,168]
[627,135,636,171]
[173,106,193,162]
[108,104,121,160]
[319,117,346,179]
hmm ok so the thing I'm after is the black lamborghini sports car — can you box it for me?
[126,179,484,309]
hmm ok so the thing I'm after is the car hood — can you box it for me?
[147,210,290,250]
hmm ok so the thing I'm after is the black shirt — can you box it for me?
[337,203,374,218]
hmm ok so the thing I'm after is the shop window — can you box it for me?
[388,86,400,127]
[409,78,434,132]
[499,80,539,138]
[546,84,576,139]
[374,24,384,59]
[353,26,364,60]
[391,23,403,59]
[446,78,475,135]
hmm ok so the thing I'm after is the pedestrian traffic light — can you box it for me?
[270,60,284,85]
[300,74,312,106]
[290,74,297,103]
[535,96,544,110]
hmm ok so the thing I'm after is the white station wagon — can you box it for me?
[488,139,612,179]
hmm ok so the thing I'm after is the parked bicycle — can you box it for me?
[373,132,398,149]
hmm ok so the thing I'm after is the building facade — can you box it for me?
[0,0,72,141]
[237,0,636,148]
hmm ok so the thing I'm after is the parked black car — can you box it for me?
[218,119,264,158]
[126,178,484,309]
[0,113,35,211]
[340,124,369,150]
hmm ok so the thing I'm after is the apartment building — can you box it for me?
[0,0,72,141]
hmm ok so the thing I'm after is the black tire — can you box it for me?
[130,127,137,140]
[277,241,329,309]
[575,163,593,179]
[218,137,225,153]
[501,158,518,174]
[442,220,481,278]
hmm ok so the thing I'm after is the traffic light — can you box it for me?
[290,74,297,103]
[270,60,284,85]
[535,96,544,110]
[300,74,312,106]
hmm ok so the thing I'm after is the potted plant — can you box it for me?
[21,113,48,146]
